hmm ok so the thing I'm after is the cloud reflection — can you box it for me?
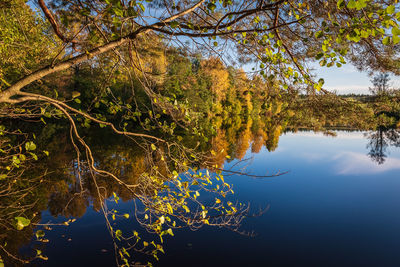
[334,152,400,175]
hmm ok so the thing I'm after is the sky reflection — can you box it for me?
[334,151,400,175]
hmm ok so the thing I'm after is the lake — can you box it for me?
[19,129,400,266]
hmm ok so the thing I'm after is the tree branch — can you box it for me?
[10,91,165,142]
[38,0,78,44]
[147,16,308,38]
[0,0,206,102]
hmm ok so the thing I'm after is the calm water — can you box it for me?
[28,130,400,266]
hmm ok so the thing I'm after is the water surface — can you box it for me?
[27,130,400,266]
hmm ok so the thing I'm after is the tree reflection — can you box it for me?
[366,128,400,164]
[1,114,277,266]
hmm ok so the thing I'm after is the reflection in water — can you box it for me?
[335,151,400,175]
[1,118,275,266]
[365,128,400,164]
[1,107,399,265]
[0,98,290,266]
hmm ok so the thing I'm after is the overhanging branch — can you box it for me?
[0,0,206,102]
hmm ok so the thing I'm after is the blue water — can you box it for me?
[31,131,400,266]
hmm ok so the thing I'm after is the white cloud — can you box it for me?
[323,85,370,94]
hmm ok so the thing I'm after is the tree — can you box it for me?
[1,0,400,103]
[200,57,229,102]
[0,0,60,86]
[369,72,391,96]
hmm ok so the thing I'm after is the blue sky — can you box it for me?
[313,63,400,94]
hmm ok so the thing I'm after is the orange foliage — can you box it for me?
[210,129,230,168]
[234,69,253,113]
[201,57,229,101]
[251,128,267,153]
[234,118,253,160]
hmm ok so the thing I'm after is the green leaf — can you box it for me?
[315,31,324,39]
[382,36,391,45]
[392,27,400,36]
[138,2,145,12]
[113,8,124,17]
[0,78,11,87]
[19,153,26,161]
[170,21,179,28]
[72,91,81,98]
[127,7,138,17]
[386,5,395,15]
[347,0,356,9]
[393,35,400,45]
[30,152,38,161]
[25,141,36,151]
[354,0,367,10]
[157,245,165,254]
[315,52,324,60]
[115,229,122,240]
[36,230,45,239]
[166,228,174,236]
[15,216,30,230]
[360,30,369,38]
[207,3,216,12]
[337,0,345,9]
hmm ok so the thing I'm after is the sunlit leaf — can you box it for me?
[72,91,81,98]
[15,216,30,230]
[25,141,36,151]
[36,230,45,239]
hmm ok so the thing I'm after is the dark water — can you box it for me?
[27,130,400,266]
